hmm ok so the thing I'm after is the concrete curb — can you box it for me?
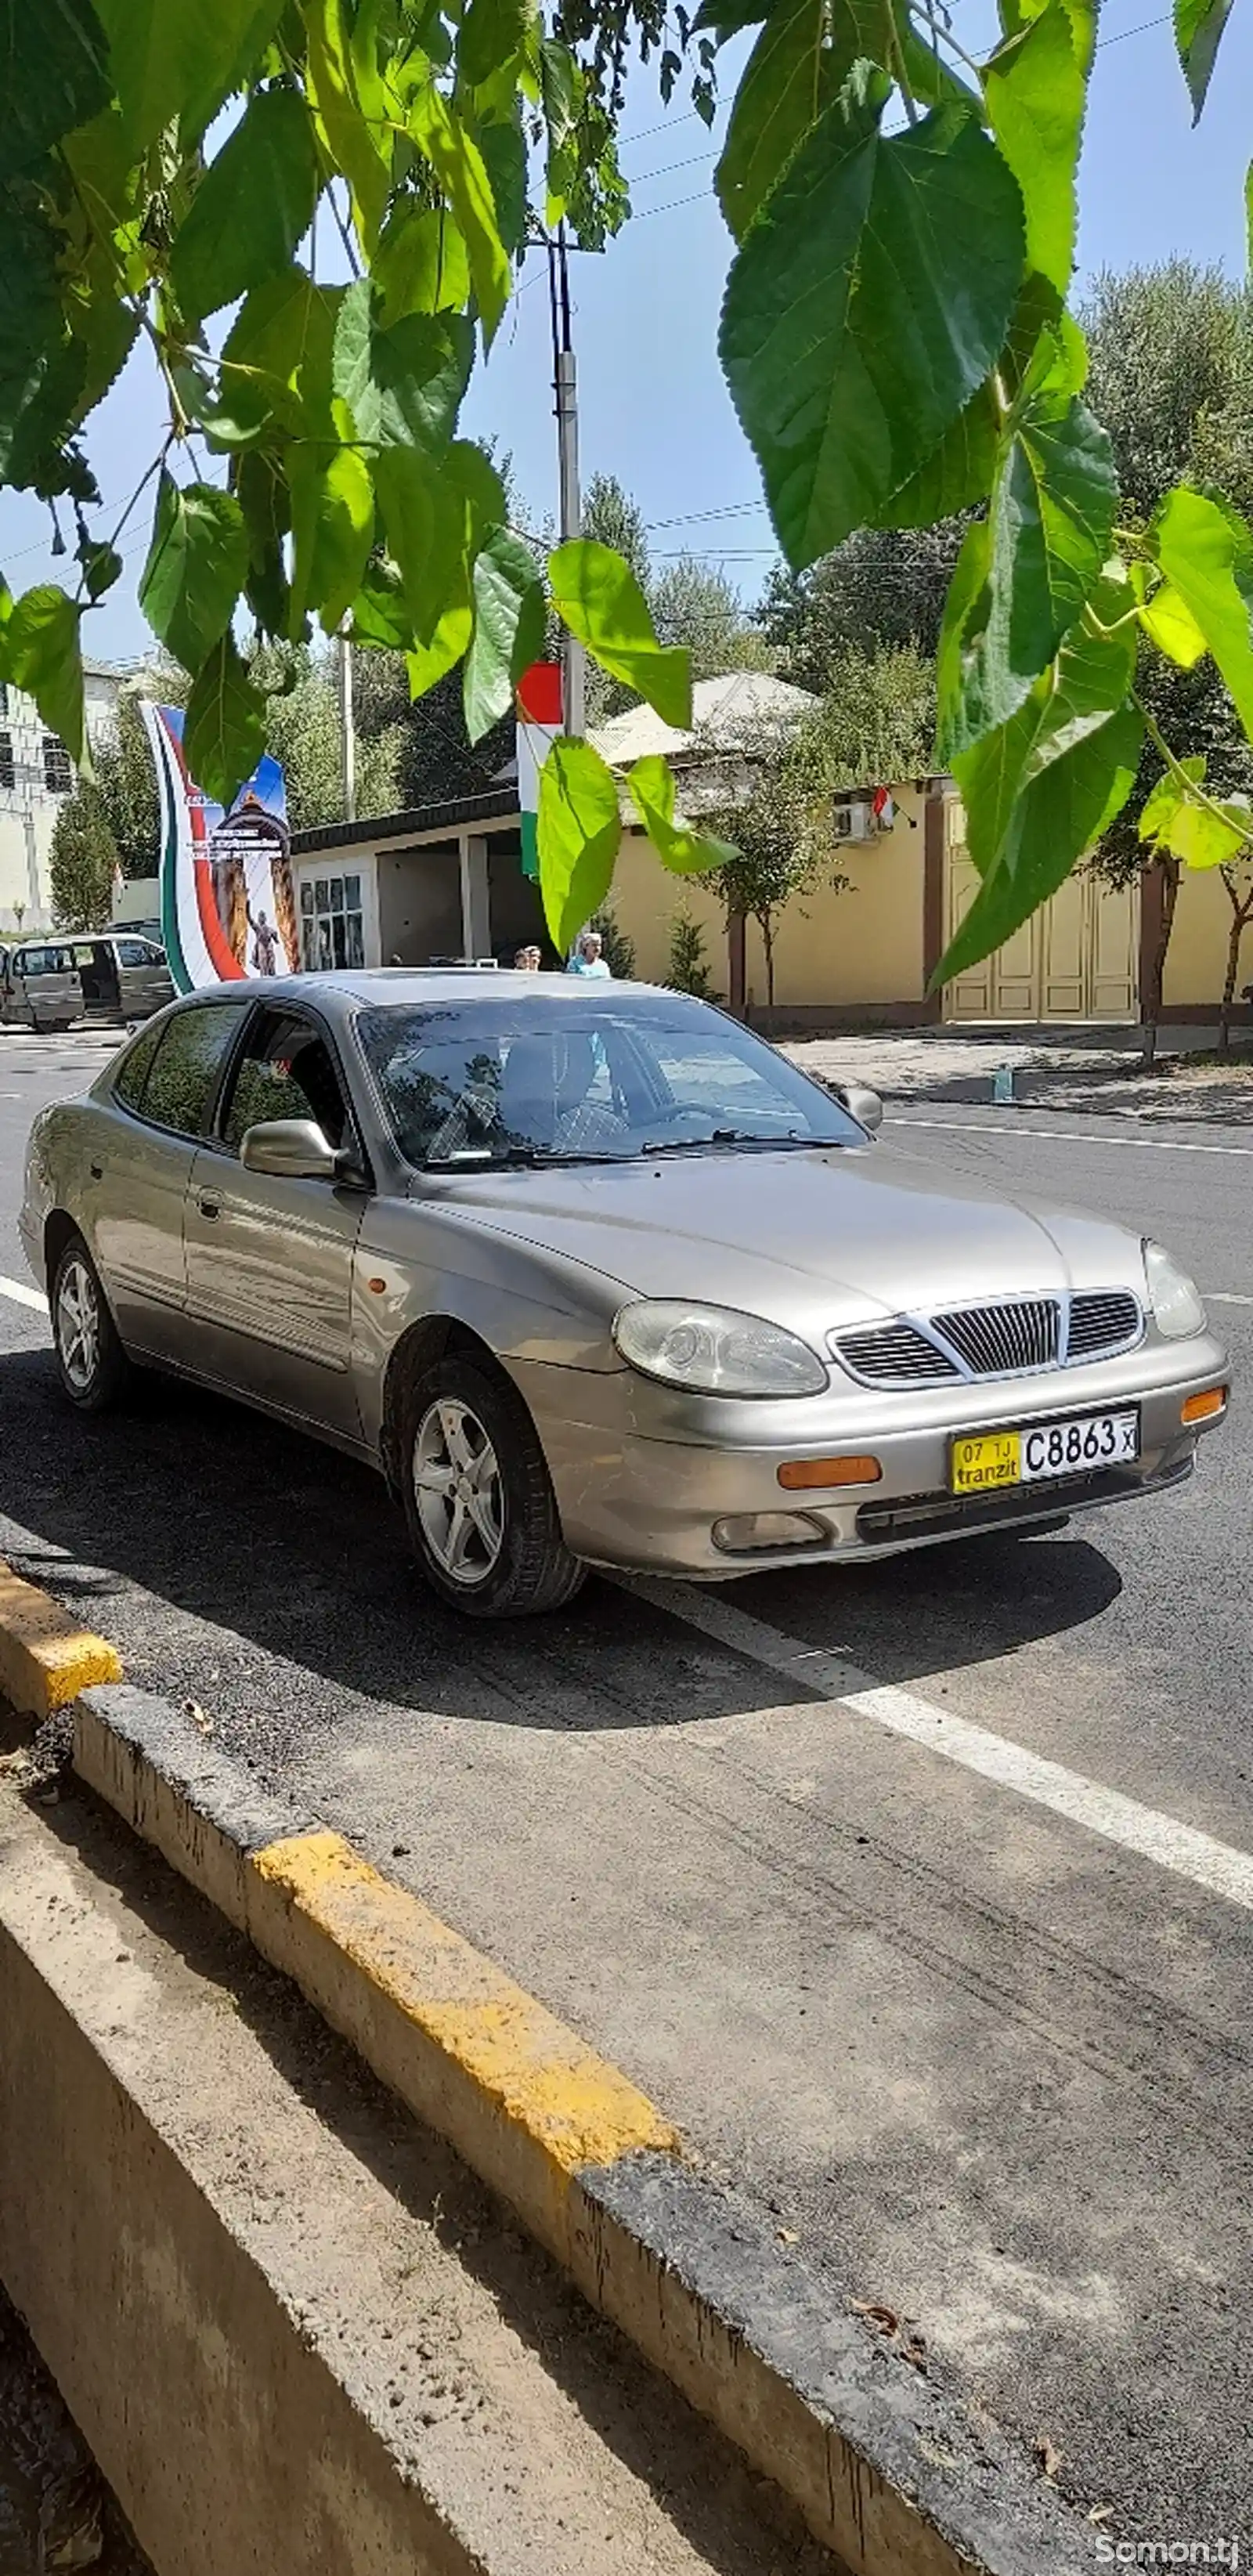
[67,1675,1092,2576]
[0,1563,121,1714]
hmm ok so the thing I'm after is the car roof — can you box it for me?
[178,970,681,1016]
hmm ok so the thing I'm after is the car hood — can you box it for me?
[425,1143,1145,1333]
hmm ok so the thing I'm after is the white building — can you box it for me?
[0,656,124,932]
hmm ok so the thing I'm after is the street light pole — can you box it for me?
[548,226,584,739]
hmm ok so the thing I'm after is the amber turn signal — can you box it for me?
[778,1455,882,1490]
[1181,1386,1227,1425]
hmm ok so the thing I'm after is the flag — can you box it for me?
[871,785,895,830]
[515,661,562,880]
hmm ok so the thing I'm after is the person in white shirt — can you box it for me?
[565,929,612,980]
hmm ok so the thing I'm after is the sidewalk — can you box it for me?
[784,1025,1253,1125]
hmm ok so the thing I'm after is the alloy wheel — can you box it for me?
[413,1396,505,1586]
[56,1256,101,1394]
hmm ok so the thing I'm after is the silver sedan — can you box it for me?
[20,971,1230,1617]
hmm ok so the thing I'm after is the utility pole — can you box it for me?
[548,225,584,739]
[338,627,356,824]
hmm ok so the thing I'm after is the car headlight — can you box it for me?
[612,1301,829,1396]
[1143,1240,1206,1339]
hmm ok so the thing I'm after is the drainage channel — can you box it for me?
[0,2289,150,2574]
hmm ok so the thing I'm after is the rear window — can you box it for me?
[112,1021,164,1114]
[14,945,72,977]
[139,1003,244,1139]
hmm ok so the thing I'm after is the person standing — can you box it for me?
[565,929,612,980]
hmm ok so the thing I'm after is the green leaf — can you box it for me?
[715,0,834,244]
[458,0,533,89]
[984,3,1085,295]
[333,279,474,452]
[184,634,268,807]
[1,587,85,767]
[302,0,392,251]
[236,446,292,633]
[1139,584,1208,668]
[0,201,65,486]
[0,0,110,181]
[549,538,691,728]
[1139,757,1205,842]
[287,443,375,636]
[936,349,1118,762]
[139,476,250,672]
[93,0,285,152]
[937,611,1141,980]
[464,529,546,742]
[537,737,622,950]
[408,81,511,347]
[1152,486,1253,739]
[1138,759,1251,869]
[375,439,506,648]
[351,556,410,650]
[478,109,529,257]
[1174,0,1234,118]
[626,754,739,874]
[374,204,471,327]
[79,540,123,602]
[873,382,1000,529]
[720,95,1025,569]
[169,88,321,325]
[406,602,474,699]
[215,268,338,446]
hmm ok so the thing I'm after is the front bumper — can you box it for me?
[511,1331,1230,1578]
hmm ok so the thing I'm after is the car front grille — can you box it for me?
[832,1289,1144,1388]
[1065,1289,1142,1359]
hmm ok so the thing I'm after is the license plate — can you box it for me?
[951,1409,1139,1494]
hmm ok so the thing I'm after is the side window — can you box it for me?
[112,1021,164,1114]
[220,1012,350,1155]
[140,1005,244,1140]
[117,938,151,966]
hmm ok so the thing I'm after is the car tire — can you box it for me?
[50,1233,131,1413]
[398,1349,587,1619]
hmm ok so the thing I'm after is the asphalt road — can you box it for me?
[2,1028,1251,2553]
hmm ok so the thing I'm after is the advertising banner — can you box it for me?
[140,703,298,993]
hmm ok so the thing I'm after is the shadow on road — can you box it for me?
[0,1344,1121,1732]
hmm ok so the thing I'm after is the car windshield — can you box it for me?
[355,994,865,1167]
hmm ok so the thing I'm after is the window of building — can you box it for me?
[139,1003,244,1138]
[42,736,73,795]
[299,873,365,970]
[0,733,13,792]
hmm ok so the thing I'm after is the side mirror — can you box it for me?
[837,1082,883,1135]
[240,1118,345,1181]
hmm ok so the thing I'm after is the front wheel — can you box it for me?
[51,1234,131,1412]
[398,1352,586,1618]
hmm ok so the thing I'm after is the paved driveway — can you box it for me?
[1,1030,1250,2553]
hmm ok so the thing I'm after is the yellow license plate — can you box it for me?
[951,1430,1021,1494]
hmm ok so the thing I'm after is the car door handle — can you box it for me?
[197,1194,221,1221]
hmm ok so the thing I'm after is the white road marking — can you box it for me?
[886,1115,1253,1158]
[1208,1292,1253,1306]
[0,1274,47,1313]
[630,1578,1253,1914]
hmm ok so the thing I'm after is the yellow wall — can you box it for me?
[1164,863,1253,1008]
[608,785,930,1006]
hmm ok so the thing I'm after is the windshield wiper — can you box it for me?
[424,1144,630,1170]
[638,1129,841,1155]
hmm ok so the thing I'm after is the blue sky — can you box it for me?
[5,0,1252,664]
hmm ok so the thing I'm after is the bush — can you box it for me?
[50,785,118,932]
[666,905,717,997]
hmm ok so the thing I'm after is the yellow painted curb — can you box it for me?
[250,1831,677,2252]
[0,1564,122,1717]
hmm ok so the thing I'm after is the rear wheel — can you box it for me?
[50,1234,131,1412]
[398,1349,586,1618]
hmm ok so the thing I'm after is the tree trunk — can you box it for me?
[760,910,775,1012]
[1218,871,1253,1053]
[1139,856,1179,1068]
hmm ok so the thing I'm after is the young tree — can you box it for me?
[702,717,850,1013]
[50,785,118,931]
[4,0,1253,980]
[94,668,187,876]
[666,904,717,999]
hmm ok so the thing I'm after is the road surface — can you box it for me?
[0,1027,1249,2553]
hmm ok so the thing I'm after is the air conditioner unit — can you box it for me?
[832,797,874,842]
